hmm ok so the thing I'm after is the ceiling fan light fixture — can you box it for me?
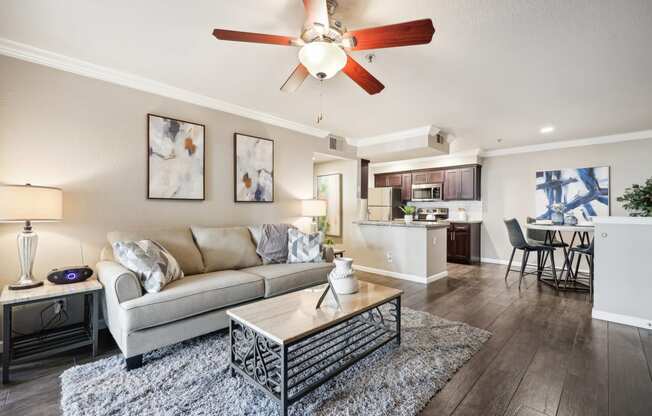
[298,41,347,80]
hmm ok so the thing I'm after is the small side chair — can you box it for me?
[504,218,559,289]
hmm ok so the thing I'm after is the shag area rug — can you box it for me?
[61,307,491,416]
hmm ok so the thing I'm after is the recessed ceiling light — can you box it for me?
[540,126,555,134]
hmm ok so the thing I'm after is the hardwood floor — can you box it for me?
[2,262,652,415]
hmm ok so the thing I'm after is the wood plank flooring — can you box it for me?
[2,262,652,415]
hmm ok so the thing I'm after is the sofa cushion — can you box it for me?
[108,228,204,275]
[243,262,333,297]
[191,226,262,272]
[118,270,263,332]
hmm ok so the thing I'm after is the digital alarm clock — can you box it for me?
[47,266,94,284]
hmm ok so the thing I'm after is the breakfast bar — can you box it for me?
[351,220,449,284]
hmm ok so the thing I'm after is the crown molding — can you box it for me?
[369,148,481,168]
[0,38,330,139]
[347,125,435,147]
[481,129,652,158]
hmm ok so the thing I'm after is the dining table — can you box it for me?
[525,222,594,291]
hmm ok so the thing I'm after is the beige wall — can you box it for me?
[0,56,345,336]
[481,138,652,262]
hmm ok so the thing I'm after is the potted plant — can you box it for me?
[617,178,652,216]
[399,205,416,223]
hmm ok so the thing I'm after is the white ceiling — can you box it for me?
[2,0,652,151]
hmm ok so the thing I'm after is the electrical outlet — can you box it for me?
[432,236,437,245]
[386,252,393,263]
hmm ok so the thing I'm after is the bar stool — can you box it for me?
[526,217,569,277]
[565,239,594,300]
[504,218,559,289]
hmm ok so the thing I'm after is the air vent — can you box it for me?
[329,134,345,151]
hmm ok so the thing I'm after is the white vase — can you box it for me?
[329,257,359,294]
[404,214,413,223]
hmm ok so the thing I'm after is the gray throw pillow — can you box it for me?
[287,228,323,263]
[112,240,184,293]
[255,224,294,264]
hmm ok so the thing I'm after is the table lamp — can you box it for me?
[301,199,327,234]
[0,184,63,290]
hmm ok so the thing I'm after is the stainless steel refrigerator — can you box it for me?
[367,188,402,221]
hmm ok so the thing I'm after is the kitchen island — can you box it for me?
[351,220,448,284]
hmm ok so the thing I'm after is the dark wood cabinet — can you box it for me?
[447,222,481,264]
[443,169,460,200]
[427,170,444,183]
[401,173,412,201]
[374,164,481,201]
[444,165,481,200]
[412,169,444,185]
[374,174,388,188]
[387,174,402,187]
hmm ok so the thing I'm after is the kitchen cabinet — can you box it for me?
[401,173,412,201]
[387,174,402,187]
[375,173,402,188]
[374,174,388,188]
[447,222,481,264]
[412,169,444,185]
[444,166,481,200]
[374,164,481,201]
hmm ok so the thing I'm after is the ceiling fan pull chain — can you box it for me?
[316,79,324,124]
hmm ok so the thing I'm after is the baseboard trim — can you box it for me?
[592,309,652,330]
[352,264,448,285]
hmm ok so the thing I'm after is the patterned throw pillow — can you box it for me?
[287,228,323,263]
[112,240,184,293]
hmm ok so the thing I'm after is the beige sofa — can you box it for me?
[96,226,334,369]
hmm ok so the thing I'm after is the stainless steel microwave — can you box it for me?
[411,183,442,201]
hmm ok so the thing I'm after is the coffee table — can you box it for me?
[227,281,402,416]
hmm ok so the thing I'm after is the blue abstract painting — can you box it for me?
[535,166,610,221]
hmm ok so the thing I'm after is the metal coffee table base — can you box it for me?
[229,296,401,416]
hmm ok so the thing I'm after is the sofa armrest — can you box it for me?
[96,261,142,304]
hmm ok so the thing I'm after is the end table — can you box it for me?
[1,277,103,384]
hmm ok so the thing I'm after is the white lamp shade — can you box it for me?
[302,199,327,217]
[298,41,347,80]
[0,185,63,222]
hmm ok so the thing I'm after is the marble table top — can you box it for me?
[0,277,103,305]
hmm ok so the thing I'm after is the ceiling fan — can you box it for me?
[212,0,435,95]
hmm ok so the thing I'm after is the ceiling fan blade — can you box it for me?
[341,55,385,95]
[212,29,298,46]
[280,64,309,93]
[344,19,435,50]
[303,0,329,30]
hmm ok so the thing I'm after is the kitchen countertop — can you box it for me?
[353,220,449,229]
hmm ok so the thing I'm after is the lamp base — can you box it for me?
[9,278,43,290]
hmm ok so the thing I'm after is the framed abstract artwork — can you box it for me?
[234,133,274,202]
[317,173,342,237]
[147,114,205,200]
[535,166,610,221]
